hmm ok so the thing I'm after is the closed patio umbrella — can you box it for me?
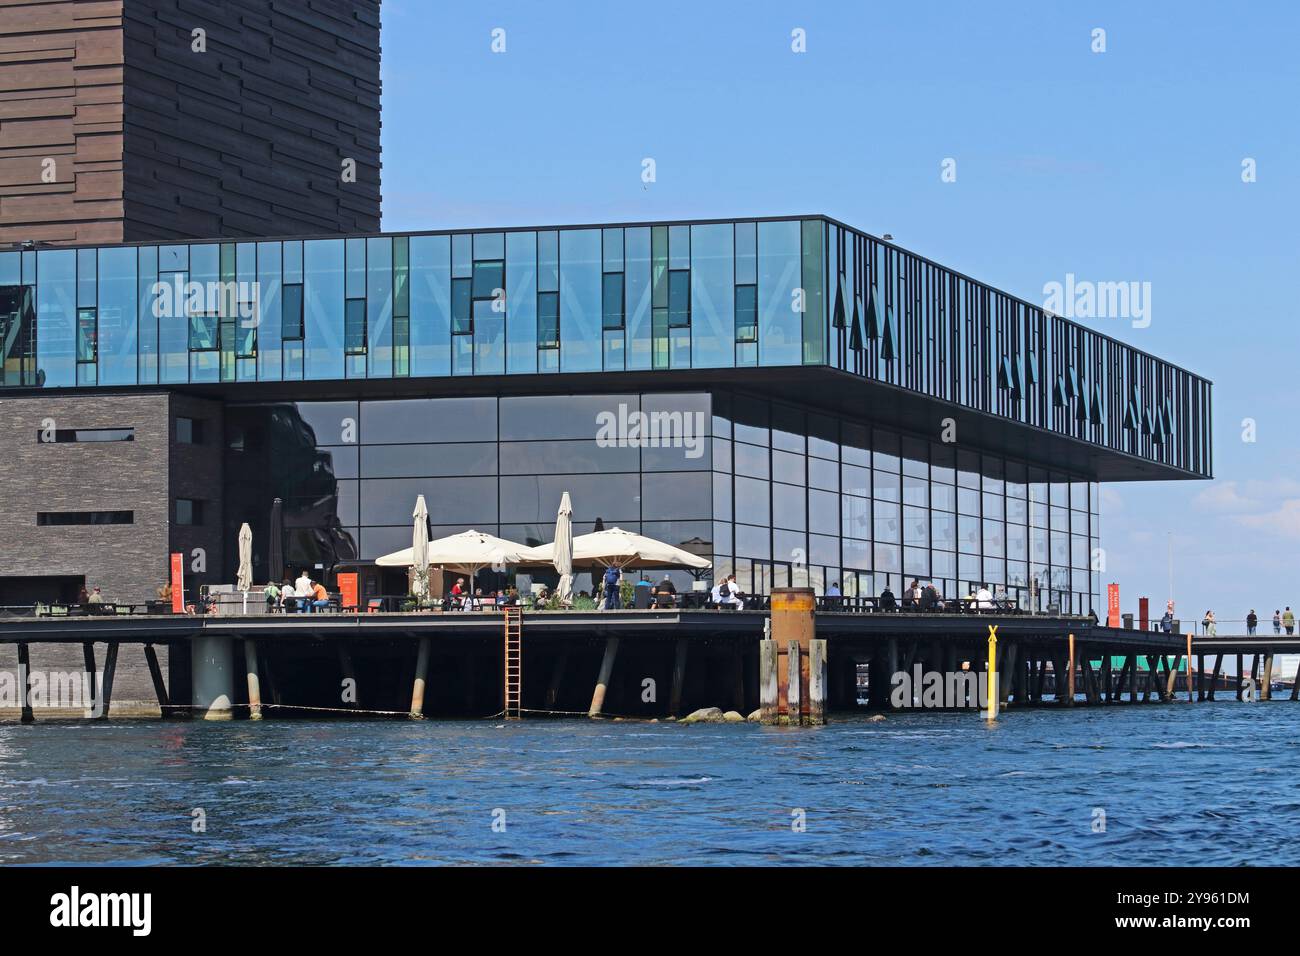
[236,522,253,592]
[553,492,574,606]
[410,495,430,598]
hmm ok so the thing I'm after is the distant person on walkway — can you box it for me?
[1160,610,1173,634]
[1202,610,1217,636]
[1247,609,1258,636]
[827,581,841,597]
[602,565,622,610]
[1285,607,1296,636]
[1273,610,1282,635]
[879,585,897,611]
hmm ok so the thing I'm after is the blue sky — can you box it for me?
[378,1,1300,627]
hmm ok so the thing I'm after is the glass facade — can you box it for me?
[0,217,1211,479]
[223,391,1099,613]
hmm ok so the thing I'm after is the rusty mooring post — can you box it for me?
[771,588,816,726]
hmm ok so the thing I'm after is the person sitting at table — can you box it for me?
[157,582,173,602]
[310,580,330,613]
[721,574,744,608]
[653,575,677,607]
[76,585,91,606]
[920,581,939,611]
[879,585,897,611]
[827,581,842,597]
[975,583,994,610]
[280,580,298,613]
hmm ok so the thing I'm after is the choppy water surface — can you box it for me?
[2,704,1296,865]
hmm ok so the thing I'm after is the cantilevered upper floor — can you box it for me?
[0,216,1212,481]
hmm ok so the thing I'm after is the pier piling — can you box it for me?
[588,637,619,718]
[786,640,802,726]
[143,643,171,717]
[17,642,33,723]
[99,642,118,720]
[409,637,430,719]
[759,640,778,724]
[244,639,263,720]
[808,639,827,725]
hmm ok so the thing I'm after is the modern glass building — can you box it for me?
[0,216,1213,611]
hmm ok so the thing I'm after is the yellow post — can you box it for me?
[1067,633,1076,705]
[986,625,999,721]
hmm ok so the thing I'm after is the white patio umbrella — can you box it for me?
[553,492,574,606]
[523,526,712,572]
[375,529,532,593]
[410,495,430,598]
[236,522,253,592]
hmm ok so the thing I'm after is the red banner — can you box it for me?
[1107,583,1120,628]
[169,553,185,614]
[337,572,358,613]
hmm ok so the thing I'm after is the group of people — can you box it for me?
[264,572,332,613]
[875,579,971,611]
[1161,607,1298,636]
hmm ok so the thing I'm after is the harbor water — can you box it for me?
[2,703,1297,866]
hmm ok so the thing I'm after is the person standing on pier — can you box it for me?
[601,564,622,610]
[1274,610,1283,635]
[1202,610,1217,636]
[1247,610,1258,636]
[1284,607,1295,636]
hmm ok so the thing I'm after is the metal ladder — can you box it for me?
[503,606,523,719]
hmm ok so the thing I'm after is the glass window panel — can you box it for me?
[36,250,77,387]
[873,429,900,470]
[842,495,870,539]
[642,472,712,521]
[135,245,158,384]
[1007,524,1028,561]
[903,505,929,547]
[957,450,980,488]
[712,436,732,473]
[409,236,451,376]
[501,393,637,440]
[735,524,770,560]
[841,463,870,498]
[359,397,496,444]
[668,224,690,269]
[772,483,805,531]
[602,228,623,272]
[499,439,639,475]
[958,514,980,553]
[505,231,537,374]
[452,233,471,278]
[159,244,188,272]
[735,476,770,526]
[774,529,806,568]
[800,219,824,364]
[757,220,800,366]
[501,474,642,524]
[602,272,624,329]
[982,492,1003,521]
[256,242,282,381]
[537,291,559,349]
[873,500,900,542]
[932,550,956,579]
[931,443,955,483]
[902,475,928,507]
[958,487,981,515]
[931,482,956,512]
[473,232,504,261]
[303,240,344,380]
[983,520,1005,557]
[537,230,558,293]
[874,543,901,574]
[734,441,770,480]
[772,449,805,485]
[809,456,837,492]
[841,422,869,465]
[473,299,505,375]
[451,278,472,334]
[366,237,392,377]
[713,472,732,520]
[559,229,601,372]
[931,512,956,550]
[873,468,900,502]
[735,221,757,285]
[689,222,734,367]
[625,227,652,370]
[472,260,504,300]
[1006,495,1027,523]
[345,237,366,298]
[97,246,136,385]
[808,489,838,535]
